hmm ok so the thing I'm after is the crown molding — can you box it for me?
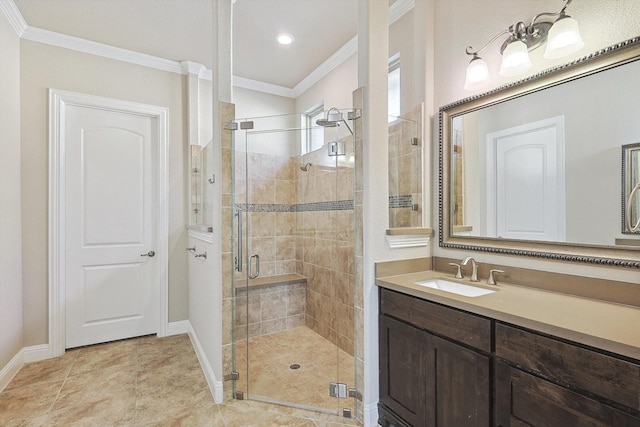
[8,0,415,99]
[389,0,415,25]
[263,0,414,98]
[181,60,206,76]
[0,0,27,36]
[22,26,184,74]
[233,75,296,98]
[292,35,358,97]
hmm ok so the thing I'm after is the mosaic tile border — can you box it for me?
[236,200,354,213]
[389,195,413,209]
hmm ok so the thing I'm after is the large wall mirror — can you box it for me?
[440,37,640,268]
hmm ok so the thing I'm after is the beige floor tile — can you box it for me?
[0,380,61,423]
[3,353,76,392]
[237,327,355,412]
[0,331,361,426]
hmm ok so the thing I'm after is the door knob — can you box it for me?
[141,250,156,257]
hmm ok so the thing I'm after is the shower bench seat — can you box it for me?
[235,274,308,338]
[242,273,307,291]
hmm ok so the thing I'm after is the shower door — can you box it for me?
[232,111,356,416]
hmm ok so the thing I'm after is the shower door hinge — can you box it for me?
[234,390,245,400]
[240,121,254,130]
[328,141,346,157]
[411,136,419,146]
[223,122,238,131]
[329,382,348,398]
[224,371,240,381]
[348,387,362,400]
[347,109,362,120]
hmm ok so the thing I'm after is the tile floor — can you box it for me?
[0,333,361,426]
[234,327,355,413]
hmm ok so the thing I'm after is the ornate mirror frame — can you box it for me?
[439,36,640,269]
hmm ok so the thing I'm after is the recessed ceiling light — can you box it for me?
[277,33,294,45]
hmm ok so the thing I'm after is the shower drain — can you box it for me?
[289,363,301,370]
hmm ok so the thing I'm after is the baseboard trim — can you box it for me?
[187,322,224,403]
[166,320,189,336]
[0,349,23,393]
[364,402,379,427]
[23,344,51,363]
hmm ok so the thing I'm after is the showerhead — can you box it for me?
[316,107,343,127]
[315,107,353,135]
[300,162,312,172]
[315,119,340,127]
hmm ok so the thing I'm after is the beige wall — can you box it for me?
[20,40,189,346]
[431,1,640,282]
[0,10,23,373]
[389,8,418,116]
[295,53,358,115]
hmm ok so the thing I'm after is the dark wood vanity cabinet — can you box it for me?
[379,289,491,427]
[494,361,639,426]
[494,323,640,427]
[378,288,640,427]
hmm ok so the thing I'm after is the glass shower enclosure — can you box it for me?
[231,109,358,417]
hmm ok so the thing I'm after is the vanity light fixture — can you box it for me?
[463,0,584,90]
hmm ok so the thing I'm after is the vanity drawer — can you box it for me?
[380,288,491,352]
[495,322,640,411]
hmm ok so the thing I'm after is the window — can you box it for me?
[388,54,401,122]
[302,104,324,154]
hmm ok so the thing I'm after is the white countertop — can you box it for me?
[376,270,640,361]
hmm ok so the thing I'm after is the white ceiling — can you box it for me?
[233,0,357,89]
[13,0,358,90]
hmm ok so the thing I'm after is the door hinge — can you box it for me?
[329,382,348,398]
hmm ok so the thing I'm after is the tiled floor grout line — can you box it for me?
[1,332,362,426]
[44,349,77,422]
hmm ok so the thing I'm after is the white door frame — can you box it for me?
[48,89,169,357]
[485,116,566,240]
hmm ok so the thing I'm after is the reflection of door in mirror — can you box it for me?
[486,117,566,242]
[623,143,640,233]
[452,119,465,230]
[631,150,640,230]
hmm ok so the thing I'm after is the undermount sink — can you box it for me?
[414,279,496,297]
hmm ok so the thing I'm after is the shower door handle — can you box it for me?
[248,254,260,279]
[235,209,242,272]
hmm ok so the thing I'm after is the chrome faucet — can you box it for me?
[461,256,479,282]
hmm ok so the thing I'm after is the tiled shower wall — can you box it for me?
[297,140,355,356]
[388,104,423,228]
[222,95,364,414]
[232,138,355,356]
[233,151,298,278]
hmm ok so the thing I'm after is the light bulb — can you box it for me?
[499,40,532,77]
[276,33,294,45]
[544,16,584,59]
[464,56,490,91]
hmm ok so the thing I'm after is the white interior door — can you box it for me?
[64,103,159,349]
[486,116,566,241]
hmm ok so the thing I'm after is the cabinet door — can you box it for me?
[495,361,640,427]
[430,336,490,427]
[380,315,429,427]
